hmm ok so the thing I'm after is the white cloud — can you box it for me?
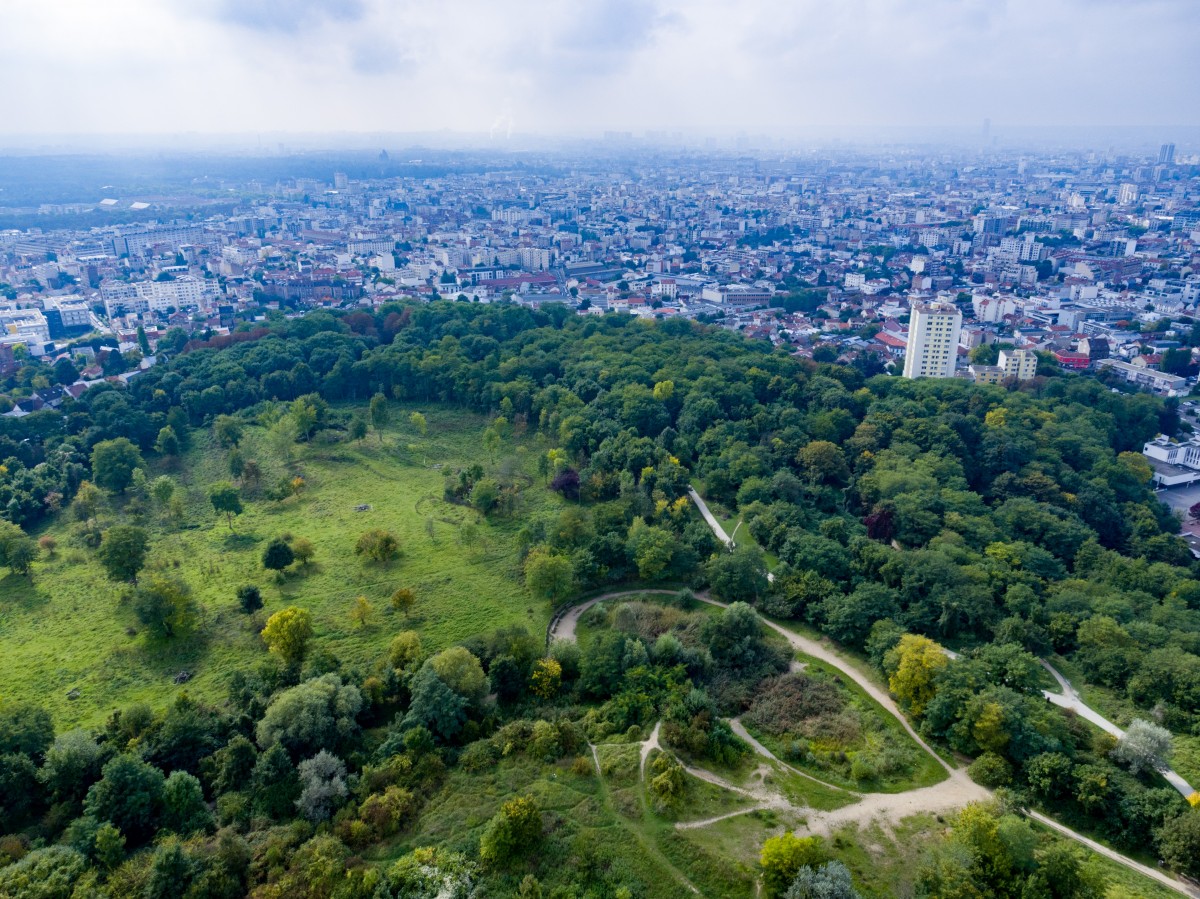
[0,0,1195,137]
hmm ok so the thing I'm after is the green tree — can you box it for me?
[409,411,428,435]
[0,702,53,760]
[84,753,166,843]
[0,521,37,576]
[524,546,575,602]
[369,392,390,441]
[255,674,362,758]
[149,475,176,510]
[479,794,542,867]
[1157,810,1200,877]
[262,537,295,575]
[706,545,769,603]
[261,606,313,664]
[93,822,126,871]
[208,481,243,530]
[797,440,849,486]
[237,584,262,613]
[161,770,212,834]
[0,846,87,899]
[470,477,501,513]
[403,664,468,740]
[132,574,199,639]
[154,425,181,457]
[250,743,299,818]
[91,438,144,493]
[348,415,368,442]
[626,519,676,579]
[213,414,243,448]
[228,446,245,480]
[96,525,149,583]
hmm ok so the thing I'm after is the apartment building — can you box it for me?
[903,301,962,378]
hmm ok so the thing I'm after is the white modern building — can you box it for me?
[903,301,962,378]
[100,276,216,317]
[1143,435,1200,487]
[0,306,51,354]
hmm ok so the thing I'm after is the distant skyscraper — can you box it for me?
[333,172,349,189]
[903,301,962,379]
[1159,143,1176,165]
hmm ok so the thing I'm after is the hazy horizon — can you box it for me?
[2,0,1198,151]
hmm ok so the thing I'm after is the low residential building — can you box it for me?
[1099,359,1189,396]
[969,364,1004,384]
[998,348,1038,380]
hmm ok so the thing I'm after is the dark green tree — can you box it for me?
[96,525,149,583]
[90,438,144,493]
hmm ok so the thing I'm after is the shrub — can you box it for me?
[479,795,542,867]
[968,752,1013,788]
[743,673,844,736]
[760,833,828,897]
[355,529,400,563]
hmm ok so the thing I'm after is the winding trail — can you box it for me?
[1040,659,1197,799]
[639,720,661,779]
[551,587,1200,897]
[588,738,701,895]
[548,589,680,645]
[728,718,858,796]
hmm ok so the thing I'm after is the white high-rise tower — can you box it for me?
[903,301,962,379]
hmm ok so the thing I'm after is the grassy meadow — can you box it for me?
[0,404,561,728]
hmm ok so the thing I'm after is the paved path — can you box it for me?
[1028,809,1200,898]
[1040,660,1197,799]
[688,486,732,546]
[547,588,680,645]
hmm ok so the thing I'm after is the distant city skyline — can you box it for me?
[1,0,1198,142]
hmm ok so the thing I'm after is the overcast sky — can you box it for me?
[1,0,1197,140]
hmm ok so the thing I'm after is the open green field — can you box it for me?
[0,405,560,728]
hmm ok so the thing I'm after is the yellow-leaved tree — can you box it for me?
[261,607,313,664]
[884,633,949,717]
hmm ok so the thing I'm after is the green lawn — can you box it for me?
[2,405,560,729]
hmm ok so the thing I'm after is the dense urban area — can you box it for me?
[2,144,1200,899]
